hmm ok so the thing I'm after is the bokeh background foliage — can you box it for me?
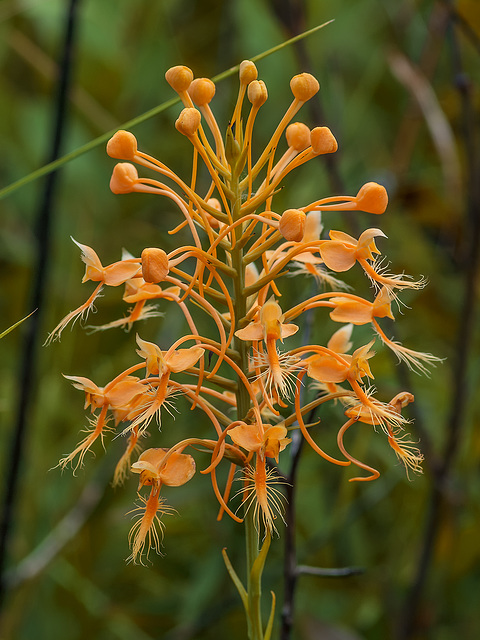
[0,0,479,638]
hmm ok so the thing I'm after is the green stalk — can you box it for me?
[230,161,264,640]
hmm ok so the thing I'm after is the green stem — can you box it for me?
[245,507,264,640]
[230,166,265,640]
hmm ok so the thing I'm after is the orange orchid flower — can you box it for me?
[126,336,205,433]
[320,228,425,291]
[46,239,141,343]
[128,447,196,564]
[307,340,375,385]
[228,422,290,533]
[59,373,146,471]
[328,287,395,325]
[235,297,299,401]
[339,391,422,481]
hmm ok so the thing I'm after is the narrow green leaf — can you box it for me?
[0,310,36,339]
[263,591,276,640]
[222,548,248,610]
[250,530,271,585]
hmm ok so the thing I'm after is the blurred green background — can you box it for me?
[0,0,479,638]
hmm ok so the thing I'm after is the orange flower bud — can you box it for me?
[239,60,258,85]
[207,197,222,211]
[141,248,169,283]
[286,122,311,151]
[188,78,216,106]
[205,198,222,229]
[106,130,137,160]
[290,73,319,102]
[355,182,388,214]
[165,65,194,93]
[279,209,306,242]
[175,107,201,136]
[310,127,338,155]
[110,163,138,194]
[247,80,268,107]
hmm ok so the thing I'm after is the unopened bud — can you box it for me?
[355,182,388,214]
[286,122,311,151]
[310,127,338,155]
[247,80,268,107]
[290,73,319,102]
[141,248,169,283]
[107,130,137,160]
[110,163,138,194]
[165,65,194,93]
[239,60,258,85]
[207,197,222,211]
[279,209,306,242]
[175,107,201,137]
[188,78,216,106]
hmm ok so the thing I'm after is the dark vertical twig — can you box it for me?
[0,0,81,611]
[398,4,480,638]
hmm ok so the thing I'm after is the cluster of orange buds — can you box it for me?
[51,60,439,563]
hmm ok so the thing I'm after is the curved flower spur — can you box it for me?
[49,58,437,635]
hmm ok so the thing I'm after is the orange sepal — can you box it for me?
[166,346,205,373]
[131,448,196,487]
[320,242,356,272]
[327,324,353,354]
[330,299,373,325]
[235,323,263,341]
[280,323,299,339]
[102,261,142,287]
[307,354,349,383]
[229,423,262,453]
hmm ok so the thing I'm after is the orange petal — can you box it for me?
[63,374,101,394]
[357,228,386,260]
[71,238,104,283]
[123,283,164,302]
